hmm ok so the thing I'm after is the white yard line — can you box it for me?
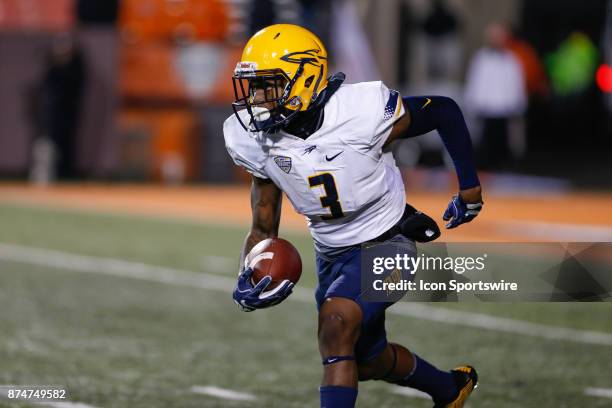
[202,254,236,272]
[496,220,612,242]
[389,303,612,347]
[0,243,234,293]
[1,242,612,347]
[584,387,612,399]
[191,385,256,402]
[34,403,100,408]
[390,386,430,399]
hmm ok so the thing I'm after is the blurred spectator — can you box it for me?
[31,34,85,181]
[422,0,462,81]
[519,0,608,157]
[465,23,527,170]
[330,0,380,83]
[507,29,549,98]
[545,32,599,97]
[505,28,549,162]
[520,0,606,56]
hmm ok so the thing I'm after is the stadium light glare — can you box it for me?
[596,64,612,93]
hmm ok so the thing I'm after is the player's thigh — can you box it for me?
[318,297,363,353]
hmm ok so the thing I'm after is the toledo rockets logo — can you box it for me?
[274,156,292,173]
[280,49,327,67]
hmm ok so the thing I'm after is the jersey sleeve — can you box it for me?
[369,81,405,147]
[223,116,269,179]
[337,82,405,151]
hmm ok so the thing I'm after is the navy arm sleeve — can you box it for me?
[402,96,480,190]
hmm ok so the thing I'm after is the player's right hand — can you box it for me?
[232,267,294,312]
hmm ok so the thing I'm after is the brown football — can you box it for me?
[246,238,302,289]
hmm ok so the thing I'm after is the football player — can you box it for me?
[225,24,483,408]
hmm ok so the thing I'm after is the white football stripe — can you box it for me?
[247,252,274,269]
[259,279,292,299]
[584,387,612,399]
[191,385,256,401]
[1,243,612,347]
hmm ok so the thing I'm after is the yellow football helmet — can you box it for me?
[232,24,329,132]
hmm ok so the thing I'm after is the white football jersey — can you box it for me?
[224,81,406,248]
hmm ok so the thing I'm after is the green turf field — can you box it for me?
[1,203,611,407]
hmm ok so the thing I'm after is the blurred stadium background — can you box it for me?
[0,0,611,407]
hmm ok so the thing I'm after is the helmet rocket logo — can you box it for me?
[280,49,327,67]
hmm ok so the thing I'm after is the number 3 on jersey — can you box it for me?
[308,173,344,220]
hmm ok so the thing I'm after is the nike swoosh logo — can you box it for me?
[421,98,432,109]
[325,151,344,161]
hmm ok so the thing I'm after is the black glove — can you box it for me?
[400,204,441,243]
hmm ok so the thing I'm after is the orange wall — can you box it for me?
[0,0,74,31]
[119,109,199,182]
[118,0,239,103]
[119,0,228,43]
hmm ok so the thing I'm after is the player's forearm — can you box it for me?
[240,177,282,270]
[401,96,480,190]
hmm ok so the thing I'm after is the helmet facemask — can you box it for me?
[232,62,306,133]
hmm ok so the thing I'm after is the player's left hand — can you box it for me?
[443,190,483,229]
